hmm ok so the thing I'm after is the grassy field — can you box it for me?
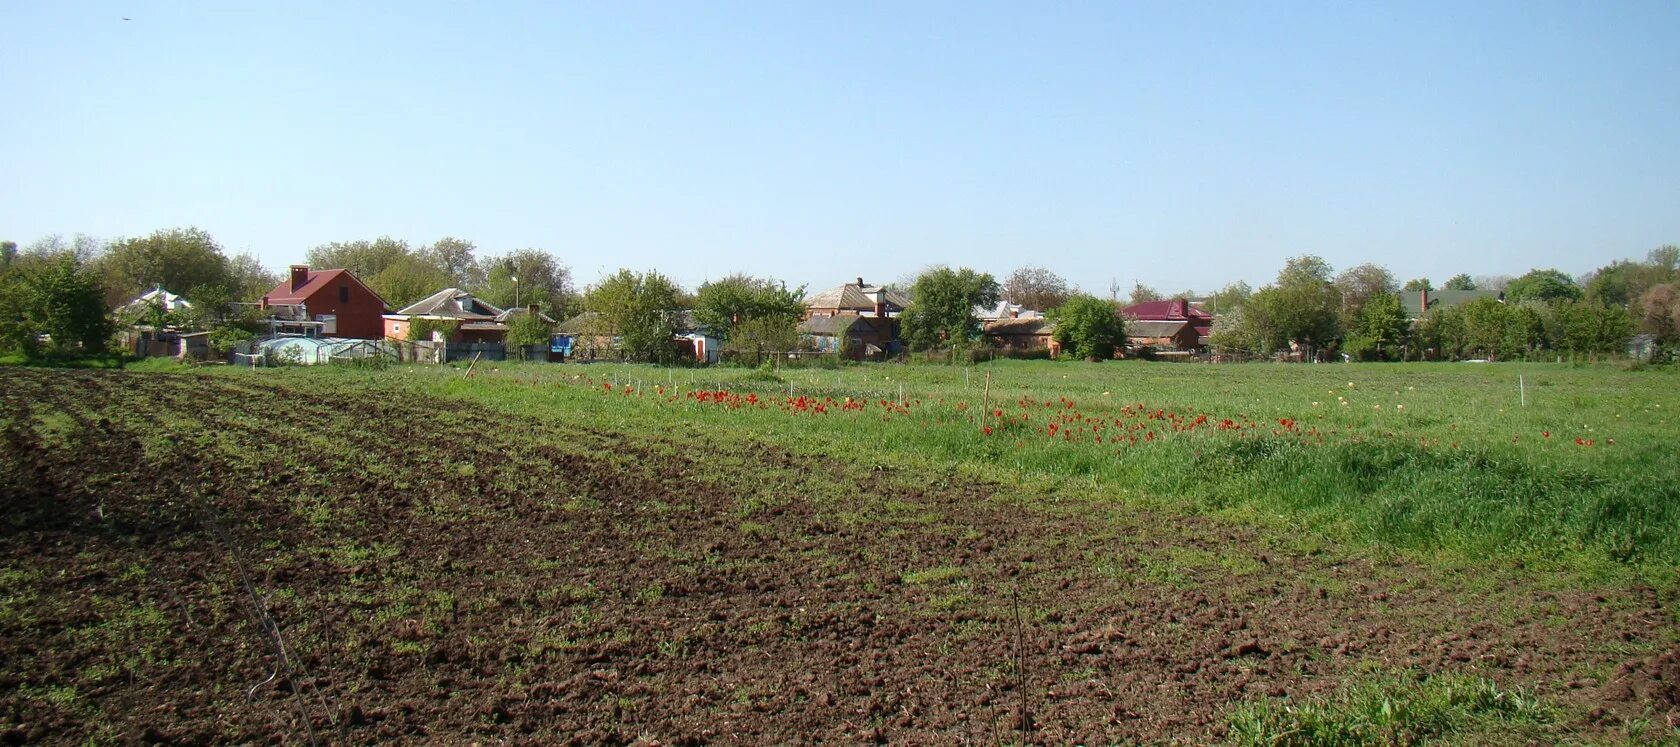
[5,359,1678,743]
[270,357,1680,580]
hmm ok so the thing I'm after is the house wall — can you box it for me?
[302,283,386,339]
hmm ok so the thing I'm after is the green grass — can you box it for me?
[178,358,1680,578]
[1226,671,1556,746]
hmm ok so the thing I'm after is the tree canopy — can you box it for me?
[901,267,1000,351]
[693,274,805,356]
[1505,269,1583,303]
[1050,294,1125,360]
[481,249,574,319]
[583,269,685,363]
[1334,263,1397,318]
[0,252,112,357]
[99,227,231,306]
[1000,265,1070,312]
[1443,274,1477,291]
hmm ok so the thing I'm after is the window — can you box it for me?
[339,286,350,303]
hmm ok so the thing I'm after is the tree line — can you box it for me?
[2,226,1676,363]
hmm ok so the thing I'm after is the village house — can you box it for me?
[801,278,909,358]
[1123,298,1213,350]
[984,317,1059,356]
[383,288,511,343]
[1400,288,1503,320]
[1125,320,1200,353]
[259,265,387,339]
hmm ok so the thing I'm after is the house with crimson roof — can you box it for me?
[258,265,388,339]
[1121,298,1213,351]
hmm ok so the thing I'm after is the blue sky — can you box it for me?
[4,1,1678,296]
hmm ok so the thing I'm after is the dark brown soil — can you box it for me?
[1,368,1676,744]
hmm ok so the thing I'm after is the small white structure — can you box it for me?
[119,288,193,316]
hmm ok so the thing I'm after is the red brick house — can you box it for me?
[259,265,388,339]
[802,278,909,356]
[1122,299,1213,349]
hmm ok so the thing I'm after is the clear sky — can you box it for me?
[4,1,1678,296]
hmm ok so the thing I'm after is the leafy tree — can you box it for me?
[1553,300,1633,356]
[1401,278,1433,292]
[693,274,805,357]
[370,255,453,309]
[583,269,685,363]
[1252,255,1342,357]
[307,237,412,277]
[0,253,112,357]
[1207,307,1258,355]
[1506,268,1583,303]
[1334,263,1397,318]
[420,237,483,288]
[99,227,230,307]
[1050,294,1125,360]
[506,313,552,352]
[1001,266,1071,311]
[1443,274,1477,291]
[1345,292,1409,360]
[0,241,17,271]
[901,267,1000,351]
[228,252,279,300]
[1201,281,1252,316]
[25,234,103,264]
[481,249,574,318]
[405,317,458,342]
[1127,283,1162,305]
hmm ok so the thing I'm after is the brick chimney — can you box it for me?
[290,265,310,292]
[856,277,865,288]
[1420,288,1429,314]
[874,289,887,317]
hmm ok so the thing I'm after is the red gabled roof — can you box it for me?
[1123,299,1212,322]
[262,268,385,308]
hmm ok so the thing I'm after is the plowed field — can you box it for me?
[2,368,1675,744]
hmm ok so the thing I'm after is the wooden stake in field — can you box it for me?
[1520,374,1526,407]
[463,351,481,378]
[981,371,992,433]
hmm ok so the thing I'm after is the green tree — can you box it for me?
[1201,281,1252,316]
[307,237,412,278]
[228,252,279,300]
[1252,255,1342,358]
[0,241,17,271]
[1506,268,1583,303]
[1402,277,1433,292]
[99,227,231,307]
[1001,266,1071,311]
[505,313,552,353]
[481,249,574,318]
[1442,274,1477,291]
[583,269,685,363]
[371,255,453,309]
[901,266,1000,351]
[693,274,805,357]
[1127,283,1162,305]
[1554,300,1633,357]
[0,253,112,357]
[1050,294,1125,360]
[1345,292,1409,360]
[420,237,483,288]
[1207,307,1259,356]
